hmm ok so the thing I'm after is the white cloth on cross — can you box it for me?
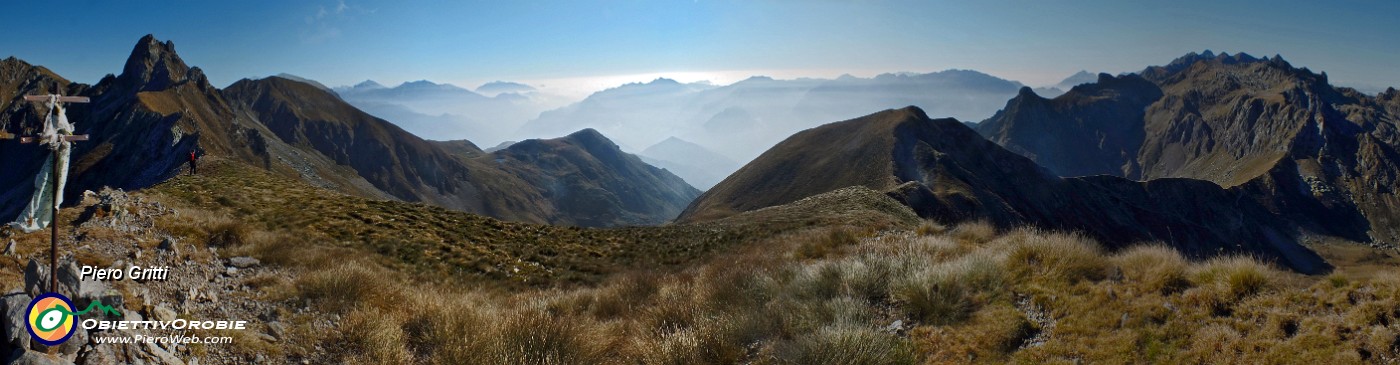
[9,96,74,233]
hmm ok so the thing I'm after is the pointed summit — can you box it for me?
[1054,70,1098,90]
[119,34,200,91]
[563,128,620,154]
[353,80,385,90]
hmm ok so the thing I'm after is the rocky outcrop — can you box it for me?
[979,52,1400,248]
[977,75,1161,177]
[0,187,281,364]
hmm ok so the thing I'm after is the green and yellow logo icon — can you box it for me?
[26,293,77,346]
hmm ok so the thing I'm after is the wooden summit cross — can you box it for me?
[12,88,89,294]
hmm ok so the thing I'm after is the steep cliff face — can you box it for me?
[72,35,276,194]
[683,107,1329,273]
[977,74,1161,177]
[979,52,1400,247]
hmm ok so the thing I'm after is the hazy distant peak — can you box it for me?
[401,79,443,87]
[645,77,681,85]
[1054,70,1098,89]
[353,80,385,89]
[476,81,536,95]
[643,136,715,156]
[732,76,777,86]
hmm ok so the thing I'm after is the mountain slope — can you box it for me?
[223,76,495,208]
[488,129,701,226]
[979,52,1400,245]
[1,35,317,218]
[681,107,1329,273]
[639,136,740,190]
[224,76,699,227]
[0,35,698,227]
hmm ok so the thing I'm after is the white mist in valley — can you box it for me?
[333,69,1078,190]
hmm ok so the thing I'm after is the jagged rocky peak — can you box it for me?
[120,34,204,91]
[1382,87,1399,100]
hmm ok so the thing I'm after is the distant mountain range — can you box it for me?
[0,35,697,227]
[329,69,1085,191]
[684,52,1400,273]
[332,78,569,148]
[517,70,1052,186]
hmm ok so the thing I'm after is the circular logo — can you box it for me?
[26,292,77,346]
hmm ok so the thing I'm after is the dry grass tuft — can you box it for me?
[788,326,915,365]
[950,220,997,244]
[341,308,413,364]
[295,261,403,312]
[1112,244,1191,293]
[796,228,863,259]
[893,251,1005,325]
[1191,256,1278,299]
[916,219,947,236]
[1003,230,1106,283]
[483,309,616,364]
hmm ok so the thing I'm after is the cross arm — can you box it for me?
[23,95,90,103]
[19,135,89,143]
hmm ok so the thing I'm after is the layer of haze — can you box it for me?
[4,1,1398,190]
[4,1,1397,96]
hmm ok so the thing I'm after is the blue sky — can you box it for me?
[4,0,1397,94]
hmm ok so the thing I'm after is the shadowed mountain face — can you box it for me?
[0,35,698,227]
[979,52,1400,246]
[978,75,1162,177]
[1,35,313,218]
[224,77,700,227]
[682,107,1330,273]
[490,129,701,227]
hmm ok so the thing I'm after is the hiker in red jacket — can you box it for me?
[188,150,198,175]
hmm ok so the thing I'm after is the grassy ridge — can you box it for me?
[250,216,1400,364]
[147,157,918,287]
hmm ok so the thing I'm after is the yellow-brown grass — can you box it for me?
[106,160,1400,363]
